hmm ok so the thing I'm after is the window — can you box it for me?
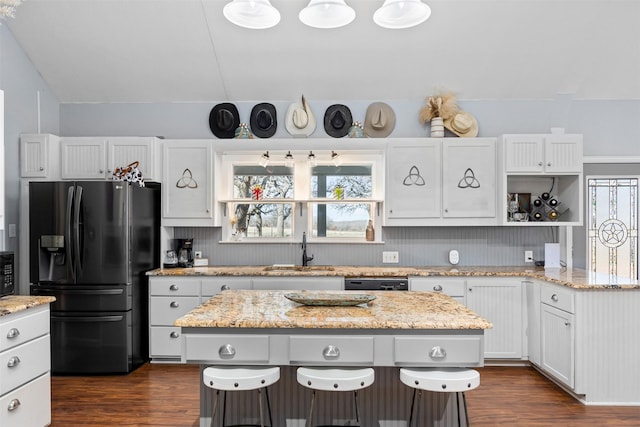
[221,151,383,242]
[587,177,638,280]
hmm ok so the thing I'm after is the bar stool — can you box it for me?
[202,366,280,427]
[297,367,375,427]
[400,368,480,427]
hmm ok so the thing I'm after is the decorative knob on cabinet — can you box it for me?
[7,399,20,412]
[169,331,179,338]
[6,328,20,339]
[221,285,230,291]
[538,162,543,166]
[169,284,179,291]
[551,294,559,302]
[7,356,20,368]
[547,162,552,167]
[322,345,340,359]
[429,346,447,359]
[433,284,443,291]
[39,166,44,171]
[170,301,179,308]
[218,344,236,359]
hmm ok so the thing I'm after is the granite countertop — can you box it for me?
[0,295,56,317]
[147,265,640,290]
[175,290,493,330]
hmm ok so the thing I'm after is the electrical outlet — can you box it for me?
[194,251,203,259]
[8,224,16,238]
[525,250,534,263]
[382,251,399,264]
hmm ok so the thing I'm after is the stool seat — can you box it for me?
[203,366,280,391]
[400,368,480,393]
[297,367,375,392]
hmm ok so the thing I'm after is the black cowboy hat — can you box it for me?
[209,103,240,138]
[324,104,353,138]
[250,103,277,138]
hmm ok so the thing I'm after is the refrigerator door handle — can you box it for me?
[66,186,75,282]
[74,185,83,272]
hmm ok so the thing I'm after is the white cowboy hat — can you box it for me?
[285,95,316,137]
[444,111,478,137]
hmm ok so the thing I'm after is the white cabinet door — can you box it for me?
[541,304,575,388]
[503,134,545,173]
[60,138,107,179]
[20,134,51,178]
[107,137,157,181]
[465,278,523,359]
[162,141,214,224]
[524,280,541,365]
[544,134,583,173]
[386,140,441,221]
[442,139,497,218]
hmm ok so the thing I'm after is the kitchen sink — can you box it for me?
[263,265,336,272]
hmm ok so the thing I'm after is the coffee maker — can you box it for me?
[175,238,194,267]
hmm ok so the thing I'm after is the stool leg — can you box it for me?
[306,389,316,427]
[408,388,418,427]
[353,390,361,425]
[222,391,227,427]
[265,387,274,427]
[211,389,220,427]
[415,390,422,427]
[258,388,265,427]
[461,391,470,427]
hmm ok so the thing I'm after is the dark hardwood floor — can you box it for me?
[50,364,640,426]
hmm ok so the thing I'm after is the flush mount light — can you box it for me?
[373,0,431,29]
[299,0,356,29]
[259,151,270,167]
[223,0,281,29]
[285,151,295,167]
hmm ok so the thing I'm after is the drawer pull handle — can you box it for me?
[170,301,179,308]
[169,284,179,291]
[6,328,20,339]
[218,344,236,359]
[7,356,20,368]
[7,399,20,412]
[429,346,447,359]
[551,294,559,302]
[169,332,179,339]
[221,285,230,291]
[323,345,340,359]
[433,285,443,292]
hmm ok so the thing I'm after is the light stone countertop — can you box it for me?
[175,290,493,330]
[0,295,56,317]
[148,265,640,290]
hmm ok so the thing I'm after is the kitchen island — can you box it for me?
[176,290,492,427]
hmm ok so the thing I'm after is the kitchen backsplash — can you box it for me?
[174,226,555,267]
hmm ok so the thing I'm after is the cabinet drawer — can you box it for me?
[394,336,483,366]
[0,335,50,395]
[289,336,374,365]
[184,335,270,363]
[0,308,49,352]
[541,285,575,313]
[150,296,200,326]
[201,277,252,297]
[149,278,200,296]
[0,372,51,427]
[410,278,466,297]
[149,326,182,358]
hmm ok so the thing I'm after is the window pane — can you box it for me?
[232,203,293,239]
[310,203,373,238]
[311,165,372,199]
[233,165,294,199]
[588,178,638,280]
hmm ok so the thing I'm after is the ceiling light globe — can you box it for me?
[374,0,431,29]
[223,0,281,30]
[299,0,356,29]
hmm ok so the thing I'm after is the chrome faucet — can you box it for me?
[301,232,314,266]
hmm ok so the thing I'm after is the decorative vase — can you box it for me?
[430,117,444,137]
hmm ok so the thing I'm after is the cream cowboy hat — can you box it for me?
[285,95,316,137]
[444,111,478,137]
[363,102,396,138]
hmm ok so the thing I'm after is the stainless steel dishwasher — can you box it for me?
[344,277,408,291]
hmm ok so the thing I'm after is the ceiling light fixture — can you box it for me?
[284,151,295,167]
[259,151,270,167]
[299,0,356,29]
[373,0,431,29]
[0,0,23,20]
[223,0,281,30]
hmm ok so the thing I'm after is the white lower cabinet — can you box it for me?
[0,305,52,427]
[465,278,524,359]
[540,283,575,389]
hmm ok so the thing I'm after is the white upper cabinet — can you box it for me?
[162,140,214,226]
[386,140,441,221]
[442,139,497,219]
[503,134,582,173]
[20,134,60,178]
[60,137,158,180]
[385,138,498,226]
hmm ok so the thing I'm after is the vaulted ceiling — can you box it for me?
[6,0,640,103]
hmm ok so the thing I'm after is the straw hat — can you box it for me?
[363,102,396,138]
[444,111,478,137]
[285,95,316,137]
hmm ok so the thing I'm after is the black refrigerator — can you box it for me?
[29,181,160,374]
